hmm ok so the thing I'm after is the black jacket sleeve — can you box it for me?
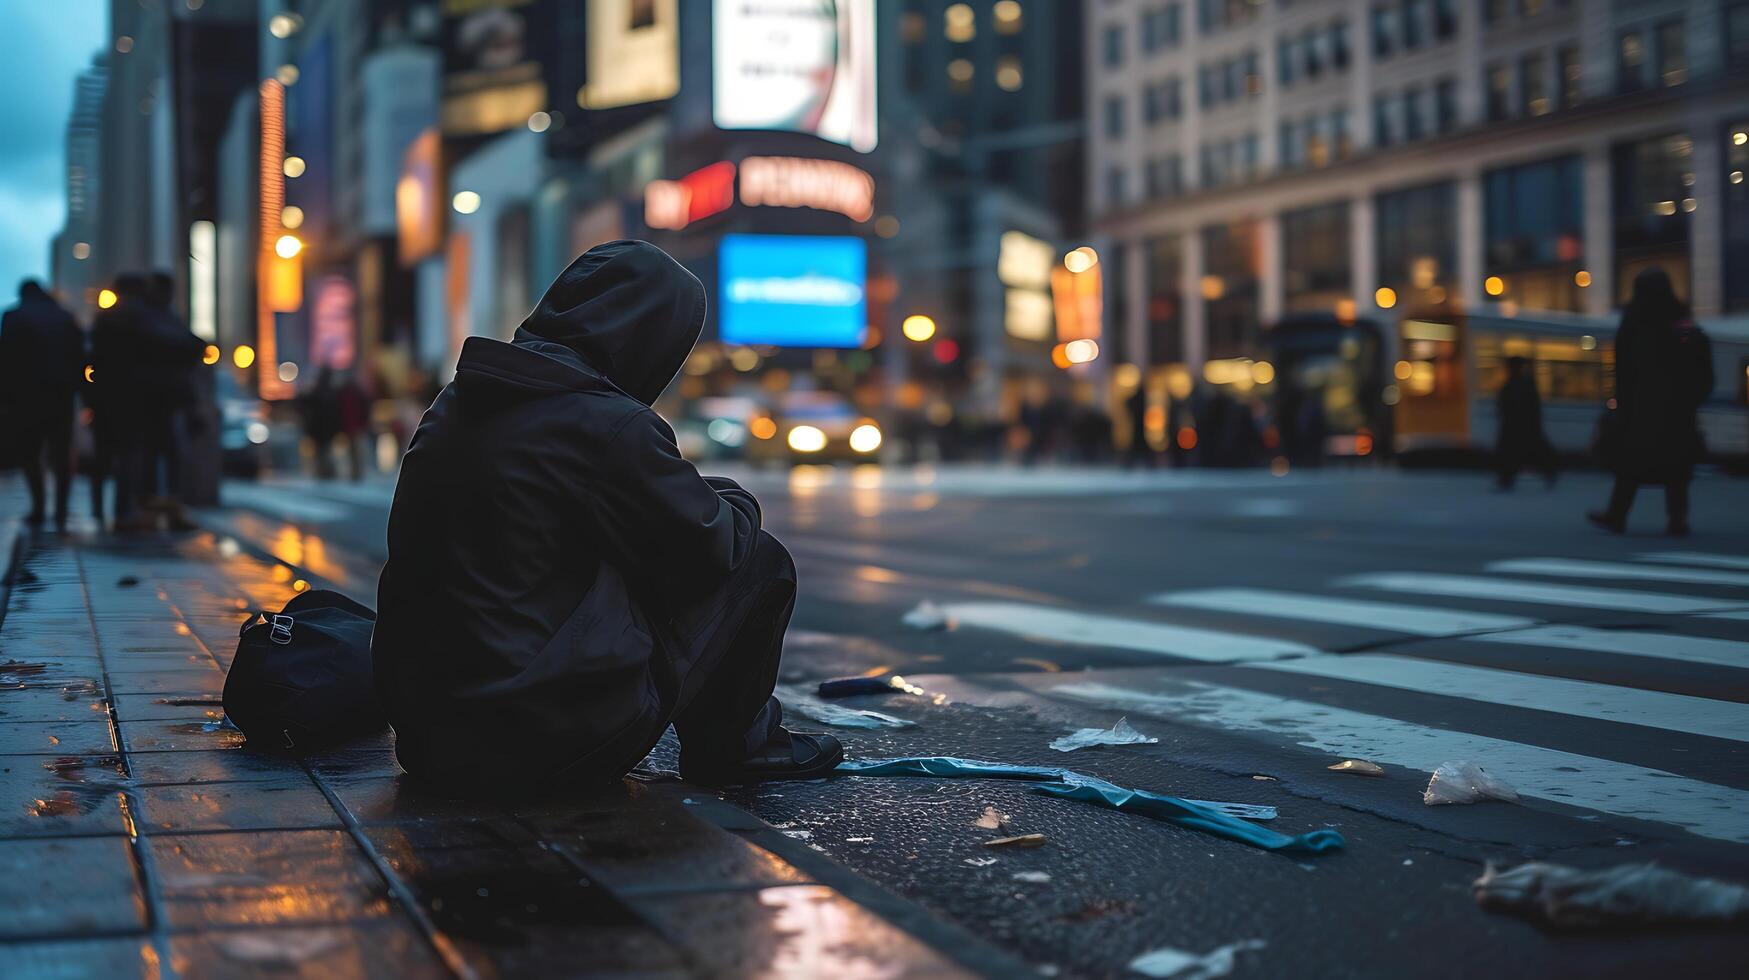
[593,409,760,593]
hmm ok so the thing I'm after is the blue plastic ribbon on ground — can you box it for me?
[836,756,1345,855]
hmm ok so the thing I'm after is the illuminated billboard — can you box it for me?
[719,234,866,348]
[577,0,679,109]
[713,0,878,152]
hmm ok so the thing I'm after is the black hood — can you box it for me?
[512,240,706,405]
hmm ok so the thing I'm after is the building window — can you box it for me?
[946,3,976,43]
[1483,0,1508,25]
[1331,108,1351,160]
[1142,3,1181,53]
[1487,62,1513,121]
[1280,120,1303,171]
[1402,0,1427,50]
[1484,154,1586,311]
[1521,51,1549,116]
[1619,30,1647,93]
[1374,94,1396,148]
[995,56,1023,91]
[1104,24,1125,67]
[948,58,975,92]
[1105,166,1128,209]
[1434,0,1457,40]
[1331,19,1351,68]
[1435,78,1458,133]
[1613,134,1694,302]
[1281,201,1353,313]
[1371,4,1394,59]
[1104,94,1126,139]
[1557,43,1582,108]
[1657,19,1687,86]
[1377,181,1457,299]
[994,0,1024,35]
[1146,235,1184,363]
[1146,154,1184,199]
[1729,2,1749,70]
[1200,219,1262,358]
[901,11,926,44]
[1403,86,1425,142]
[1725,120,1749,310]
[1278,37,1298,86]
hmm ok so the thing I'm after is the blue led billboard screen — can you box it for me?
[718,234,867,348]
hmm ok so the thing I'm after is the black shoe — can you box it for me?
[1586,511,1625,534]
[680,728,845,785]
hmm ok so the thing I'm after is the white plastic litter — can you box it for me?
[963,856,999,867]
[901,600,953,630]
[1049,717,1160,753]
[777,685,916,729]
[1127,939,1265,979]
[1422,761,1519,805]
[1474,861,1749,930]
[1012,871,1053,883]
[972,806,1010,830]
[219,930,341,965]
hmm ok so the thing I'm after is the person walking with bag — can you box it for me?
[1587,268,1714,536]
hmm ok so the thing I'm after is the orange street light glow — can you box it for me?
[97,288,117,309]
[203,345,221,365]
[233,345,256,369]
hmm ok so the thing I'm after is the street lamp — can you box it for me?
[274,234,302,259]
[902,315,936,342]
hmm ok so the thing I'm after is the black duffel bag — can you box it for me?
[224,589,386,750]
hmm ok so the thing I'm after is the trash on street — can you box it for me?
[1127,939,1266,979]
[973,806,1011,830]
[818,675,905,698]
[1013,871,1053,883]
[901,599,954,630]
[836,756,1344,854]
[777,684,916,729]
[984,833,1048,848]
[1328,759,1385,776]
[1048,716,1159,752]
[1423,761,1519,805]
[963,857,999,867]
[1473,861,1749,930]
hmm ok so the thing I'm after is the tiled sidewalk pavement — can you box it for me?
[0,504,1018,978]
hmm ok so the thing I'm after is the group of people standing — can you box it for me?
[0,275,207,531]
[1494,268,1715,535]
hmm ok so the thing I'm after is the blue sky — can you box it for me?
[0,1,105,298]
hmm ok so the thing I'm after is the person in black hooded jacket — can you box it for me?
[372,241,842,791]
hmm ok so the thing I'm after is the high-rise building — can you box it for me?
[53,55,109,313]
[1088,0,1749,378]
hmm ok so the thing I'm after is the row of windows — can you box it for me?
[901,2,1025,46]
[1199,0,1259,36]
[1279,108,1352,171]
[1142,77,1185,126]
[1486,44,1581,122]
[1277,20,1350,87]
[1200,132,1262,190]
[1618,19,1689,94]
[1374,79,1458,148]
[1106,2,1186,69]
[1198,50,1262,110]
[1371,0,1458,60]
[1483,0,1576,27]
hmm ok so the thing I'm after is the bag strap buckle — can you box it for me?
[268,615,295,645]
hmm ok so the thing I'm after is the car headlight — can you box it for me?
[786,425,827,453]
[849,423,882,453]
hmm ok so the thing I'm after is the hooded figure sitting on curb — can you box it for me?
[373,241,842,790]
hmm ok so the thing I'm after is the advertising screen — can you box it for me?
[718,234,866,348]
[712,0,878,152]
[577,0,679,109]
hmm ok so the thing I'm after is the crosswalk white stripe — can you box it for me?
[938,602,1320,663]
[1049,680,1749,844]
[1150,588,1534,636]
[1487,558,1749,589]
[1249,654,1749,742]
[1639,552,1749,572]
[1470,625,1749,670]
[1339,572,1748,614]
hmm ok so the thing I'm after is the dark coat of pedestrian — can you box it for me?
[1589,268,1714,535]
[1494,356,1556,490]
[372,241,840,793]
[0,280,84,526]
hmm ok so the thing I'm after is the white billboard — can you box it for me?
[712,0,878,152]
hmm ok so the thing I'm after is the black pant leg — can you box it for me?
[669,531,796,765]
[1666,479,1691,525]
[1606,476,1638,521]
[47,414,73,522]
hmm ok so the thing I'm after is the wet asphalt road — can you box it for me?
[206,465,1749,978]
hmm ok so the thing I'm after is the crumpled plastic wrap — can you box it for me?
[1049,717,1159,752]
[1127,939,1266,979]
[1422,761,1519,805]
[835,756,1345,854]
[776,685,915,729]
[1474,861,1749,930]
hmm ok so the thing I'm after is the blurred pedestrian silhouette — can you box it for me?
[336,371,372,480]
[0,281,84,528]
[1588,268,1714,536]
[1123,383,1156,468]
[88,274,149,528]
[1494,356,1557,491]
[137,272,205,529]
[300,368,343,478]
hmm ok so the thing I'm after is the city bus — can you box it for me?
[1392,305,1749,465]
